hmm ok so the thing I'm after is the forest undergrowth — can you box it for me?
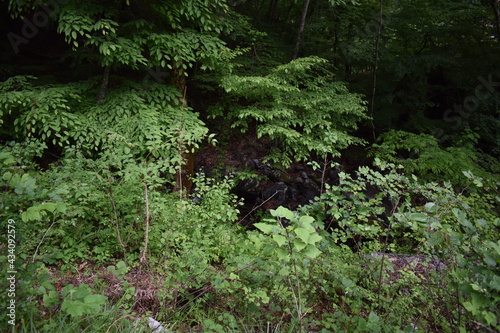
[1,0,500,331]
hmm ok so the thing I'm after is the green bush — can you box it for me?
[371,129,499,186]
[212,56,368,166]
[1,139,499,332]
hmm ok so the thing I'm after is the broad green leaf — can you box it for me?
[299,215,315,226]
[470,292,490,309]
[424,202,437,213]
[116,260,127,270]
[277,247,289,260]
[56,203,67,214]
[1,157,15,165]
[22,207,41,222]
[72,286,90,300]
[462,170,473,179]
[41,202,58,213]
[368,311,380,323]
[294,227,310,243]
[278,266,291,276]
[471,284,483,291]
[428,231,444,247]
[483,253,498,267]
[483,312,497,326]
[407,213,428,223]
[303,245,321,258]
[341,278,355,288]
[462,301,476,314]
[452,208,467,223]
[457,214,475,230]
[254,223,275,234]
[43,290,59,308]
[489,275,500,291]
[61,299,85,317]
[293,239,307,251]
[308,233,322,245]
[83,294,108,311]
[271,206,294,220]
[272,234,287,247]
[486,241,500,255]
[255,290,270,304]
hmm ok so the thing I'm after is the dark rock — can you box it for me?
[270,169,293,183]
[269,169,283,182]
[328,169,340,185]
[297,177,321,202]
[233,177,262,201]
[259,163,272,176]
[252,159,260,169]
[262,182,289,206]
[236,141,266,168]
[260,165,293,183]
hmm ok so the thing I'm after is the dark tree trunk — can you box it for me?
[292,0,311,60]
[370,0,383,141]
[281,2,295,25]
[332,26,339,68]
[491,0,500,42]
[96,66,110,105]
[267,0,278,22]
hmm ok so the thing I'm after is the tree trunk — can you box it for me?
[171,61,194,196]
[292,0,311,60]
[140,182,150,264]
[491,0,500,42]
[96,66,110,104]
[332,17,339,68]
[370,0,383,141]
[267,0,278,22]
[281,2,296,27]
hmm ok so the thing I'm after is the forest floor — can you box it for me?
[43,251,449,322]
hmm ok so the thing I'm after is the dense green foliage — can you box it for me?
[214,56,368,165]
[1,0,499,331]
